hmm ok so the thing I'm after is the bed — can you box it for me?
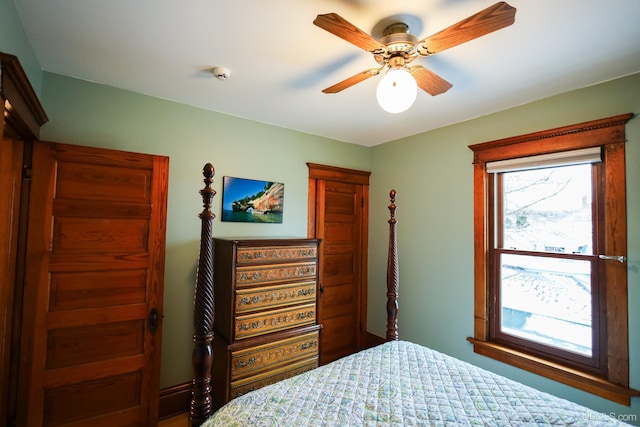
[189,163,632,426]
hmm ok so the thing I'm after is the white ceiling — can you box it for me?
[13,0,640,147]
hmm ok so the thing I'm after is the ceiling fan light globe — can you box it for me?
[376,68,417,113]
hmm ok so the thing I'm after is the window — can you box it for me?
[468,114,638,405]
[492,157,604,373]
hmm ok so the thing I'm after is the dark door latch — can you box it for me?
[148,308,159,334]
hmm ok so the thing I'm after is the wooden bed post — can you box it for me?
[386,190,399,341]
[190,163,216,427]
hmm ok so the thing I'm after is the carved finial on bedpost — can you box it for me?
[190,163,216,427]
[386,189,399,341]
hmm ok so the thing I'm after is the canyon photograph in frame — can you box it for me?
[221,176,284,223]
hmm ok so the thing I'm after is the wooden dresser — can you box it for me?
[211,237,321,407]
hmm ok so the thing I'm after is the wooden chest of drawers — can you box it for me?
[211,238,321,407]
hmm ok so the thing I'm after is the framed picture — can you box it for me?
[221,176,284,223]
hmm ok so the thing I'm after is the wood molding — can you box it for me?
[159,382,191,420]
[469,113,633,163]
[362,332,385,349]
[0,52,48,139]
[306,163,371,184]
[468,338,640,406]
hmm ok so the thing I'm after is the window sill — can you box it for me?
[467,337,640,406]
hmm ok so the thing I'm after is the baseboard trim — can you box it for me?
[362,332,385,349]
[159,382,191,420]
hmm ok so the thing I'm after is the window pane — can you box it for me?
[500,253,592,356]
[501,164,592,254]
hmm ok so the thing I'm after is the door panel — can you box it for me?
[52,217,149,253]
[49,269,147,311]
[316,180,363,363]
[43,371,142,426]
[17,141,168,426]
[320,314,357,354]
[46,320,144,369]
[324,252,356,280]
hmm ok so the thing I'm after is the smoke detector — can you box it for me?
[212,67,230,80]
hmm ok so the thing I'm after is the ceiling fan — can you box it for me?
[313,2,516,112]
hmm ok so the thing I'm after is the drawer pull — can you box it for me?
[238,296,262,306]
[297,311,315,320]
[300,341,317,350]
[235,357,257,369]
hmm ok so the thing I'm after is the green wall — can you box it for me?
[0,0,43,94]
[39,72,370,387]
[368,72,640,423]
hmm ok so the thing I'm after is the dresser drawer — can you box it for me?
[230,357,318,399]
[235,281,316,314]
[235,303,316,340]
[231,331,319,381]
[236,262,317,287]
[236,245,317,265]
[211,238,320,407]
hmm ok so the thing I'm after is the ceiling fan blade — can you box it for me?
[417,2,516,55]
[410,66,452,96]
[322,68,381,93]
[314,13,386,53]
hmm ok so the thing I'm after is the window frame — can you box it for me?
[490,165,606,375]
[468,113,638,405]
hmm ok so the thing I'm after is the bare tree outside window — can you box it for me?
[498,164,593,356]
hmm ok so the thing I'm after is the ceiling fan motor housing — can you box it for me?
[376,23,419,67]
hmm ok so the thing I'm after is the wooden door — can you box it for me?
[307,163,369,364]
[0,138,25,425]
[16,141,168,426]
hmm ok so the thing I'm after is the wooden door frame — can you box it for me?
[306,163,370,350]
[1,52,48,427]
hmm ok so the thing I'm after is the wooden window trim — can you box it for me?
[468,113,639,405]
